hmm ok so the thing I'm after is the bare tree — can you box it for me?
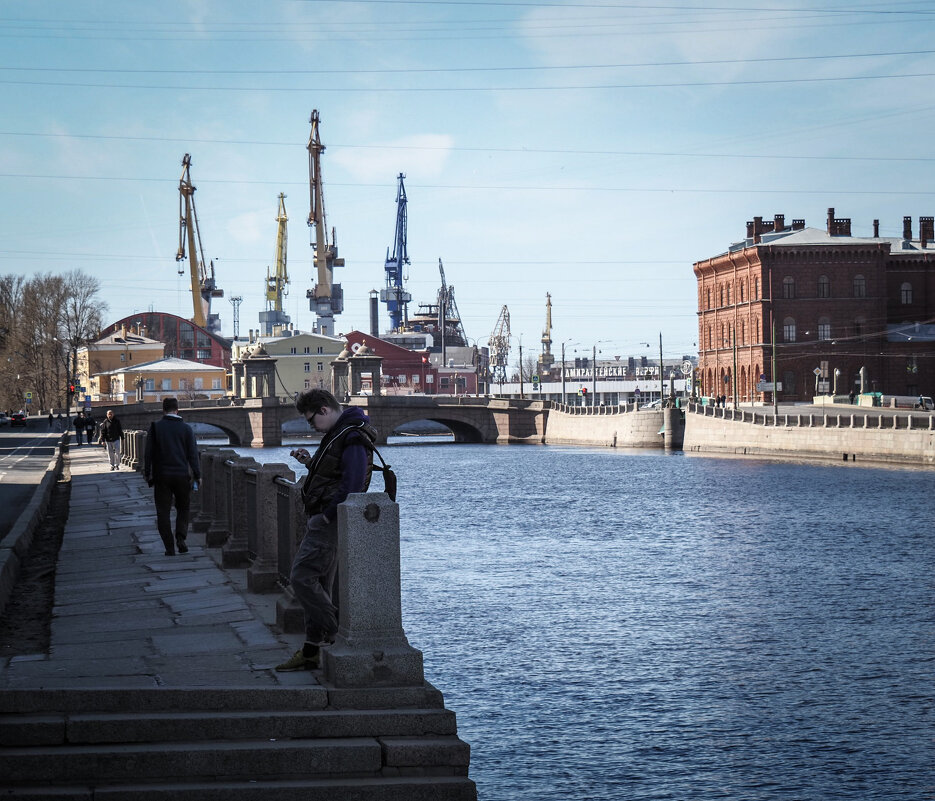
[59,270,108,410]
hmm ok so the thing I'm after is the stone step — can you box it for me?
[0,776,478,801]
[0,738,383,785]
[1,708,458,746]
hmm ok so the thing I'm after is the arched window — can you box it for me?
[854,316,866,337]
[783,317,796,342]
[818,317,831,341]
[783,276,795,299]
[706,287,711,309]
[719,285,724,306]
[901,282,913,304]
[741,320,746,345]
[739,280,745,303]
[726,284,732,305]
[754,277,760,299]
[818,275,830,298]
[854,274,866,298]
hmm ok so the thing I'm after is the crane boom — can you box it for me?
[380,173,411,332]
[259,193,291,336]
[175,153,223,333]
[305,109,344,337]
[488,305,511,387]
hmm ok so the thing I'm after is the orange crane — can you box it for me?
[259,193,291,336]
[175,153,223,333]
[306,110,344,337]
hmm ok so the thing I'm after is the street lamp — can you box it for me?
[561,340,580,407]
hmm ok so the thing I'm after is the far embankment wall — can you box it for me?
[544,405,664,448]
[683,405,935,467]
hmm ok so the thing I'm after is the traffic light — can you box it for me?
[581,387,588,396]
[68,383,75,393]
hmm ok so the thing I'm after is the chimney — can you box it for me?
[920,217,934,249]
[774,214,785,232]
[827,208,835,233]
[873,219,879,238]
[903,216,912,240]
[792,219,805,230]
[753,216,763,244]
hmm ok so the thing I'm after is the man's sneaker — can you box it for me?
[275,648,319,672]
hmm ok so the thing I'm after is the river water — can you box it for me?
[235,440,935,801]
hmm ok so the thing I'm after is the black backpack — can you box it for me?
[366,441,397,502]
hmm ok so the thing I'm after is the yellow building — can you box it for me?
[92,357,227,404]
[231,331,344,398]
[77,327,165,400]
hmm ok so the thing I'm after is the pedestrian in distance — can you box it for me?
[84,413,96,444]
[97,409,124,471]
[48,411,54,430]
[72,411,84,447]
[143,397,201,557]
[275,388,378,672]
[55,412,64,432]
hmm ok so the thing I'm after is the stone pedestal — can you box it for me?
[322,493,424,688]
[246,462,293,593]
[221,457,258,566]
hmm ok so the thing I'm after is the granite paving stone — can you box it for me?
[1,445,310,689]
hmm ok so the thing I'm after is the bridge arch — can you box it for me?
[387,414,485,443]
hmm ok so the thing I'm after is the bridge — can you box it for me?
[83,396,548,446]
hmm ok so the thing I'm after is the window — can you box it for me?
[739,281,745,303]
[413,375,420,384]
[783,317,796,343]
[726,284,732,305]
[197,331,212,348]
[818,318,831,341]
[196,349,211,360]
[719,285,724,306]
[854,316,866,336]
[304,362,310,373]
[161,378,172,390]
[754,277,760,299]
[317,362,324,372]
[212,378,222,389]
[304,379,311,389]
[782,276,795,299]
[818,275,830,298]
[194,377,204,390]
[783,370,796,393]
[179,379,189,391]
[901,282,913,304]
[120,353,125,362]
[706,288,711,309]
[854,275,866,298]
[740,320,746,345]
[290,347,297,354]
[317,346,324,354]
[144,378,155,391]
[304,347,310,354]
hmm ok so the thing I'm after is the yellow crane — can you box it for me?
[259,193,291,336]
[306,109,344,337]
[175,154,223,333]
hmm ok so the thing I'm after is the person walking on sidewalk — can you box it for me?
[143,397,201,556]
[97,409,124,471]
[276,388,378,672]
[72,411,85,447]
[83,413,96,445]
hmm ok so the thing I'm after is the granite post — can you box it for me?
[321,493,424,688]
[247,462,293,593]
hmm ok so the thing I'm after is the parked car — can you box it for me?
[10,412,27,427]
[640,399,663,410]
[0,413,8,426]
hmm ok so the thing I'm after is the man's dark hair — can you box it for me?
[296,388,341,416]
[163,396,179,413]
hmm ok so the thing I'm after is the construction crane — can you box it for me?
[305,109,344,337]
[259,193,291,336]
[381,173,411,333]
[436,258,467,365]
[539,292,554,370]
[488,305,511,389]
[175,153,223,334]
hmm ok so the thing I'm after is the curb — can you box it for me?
[0,436,66,617]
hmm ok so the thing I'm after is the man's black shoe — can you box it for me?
[177,540,189,554]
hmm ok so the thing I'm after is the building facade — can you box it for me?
[76,327,165,400]
[91,357,227,404]
[694,210,935,403]
[230,331,345,398]
[110,312,231,371]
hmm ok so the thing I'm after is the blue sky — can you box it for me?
[3,0,935,366]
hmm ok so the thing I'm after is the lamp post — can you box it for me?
[560,340,580,407]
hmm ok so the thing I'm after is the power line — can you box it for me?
[2,70,935,93]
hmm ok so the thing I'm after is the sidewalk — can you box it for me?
[0,443,310,690]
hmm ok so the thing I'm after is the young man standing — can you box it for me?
[276,388,377,672]
[143,397,200,556]
[98,409,124,471]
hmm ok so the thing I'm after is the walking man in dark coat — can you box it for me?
[143,397,201,556]
[98,409,124,471]
[72,411,84,447]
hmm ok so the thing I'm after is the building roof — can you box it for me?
[725,226,935,255]
[97,357,226,376]
[93,330,163,347]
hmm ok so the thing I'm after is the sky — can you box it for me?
[3,0,935,367]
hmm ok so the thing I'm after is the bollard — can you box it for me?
[321,493,425,688]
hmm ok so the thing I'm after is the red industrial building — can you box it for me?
[109,312,231,371]
[694,210,935,403]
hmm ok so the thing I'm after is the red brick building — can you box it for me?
[694,210,935,402]
[109,312,231,371]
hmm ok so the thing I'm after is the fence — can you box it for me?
[689,403,935,430]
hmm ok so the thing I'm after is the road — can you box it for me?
[0,419,63,541]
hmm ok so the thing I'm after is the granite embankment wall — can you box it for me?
[683,404,935,467]
[544,404,665,448]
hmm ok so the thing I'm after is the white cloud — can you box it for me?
[331,134,455,181]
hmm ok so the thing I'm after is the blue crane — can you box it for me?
[380,173,411,332]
